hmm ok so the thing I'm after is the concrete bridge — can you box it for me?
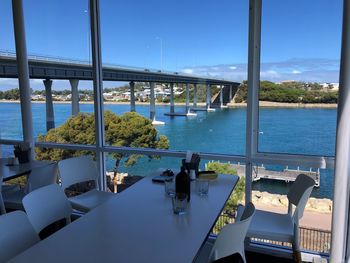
[0,50,240,127]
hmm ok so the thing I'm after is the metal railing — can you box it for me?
[0,49,227,80]
[212,214,331,255]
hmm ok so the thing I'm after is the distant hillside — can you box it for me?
[234,81,338,104]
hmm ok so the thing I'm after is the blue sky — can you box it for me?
[0,0,343,90]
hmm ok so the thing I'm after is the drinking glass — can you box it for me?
[172,193,188,215]
[164,178,175,197]
[197,179,209,196]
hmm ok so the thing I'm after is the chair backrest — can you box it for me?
[287,174,315,221]
[25,163,58,194]
[22,184,72,234]
[0,211,40,262]
[58,156,99,190]
[208,202,255,262]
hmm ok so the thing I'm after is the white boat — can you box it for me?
[152,119,165,125]
[186,112,197,117]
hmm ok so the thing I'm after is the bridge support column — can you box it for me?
[170,83,174,114]
[229,84,233,101]
[43,79,55,131]
[12,0,35,159]
[150,82,156,121]
[69,79,80,115]
[185,83,190,113]
[129,81,135,112]
[206,83,211,110]
[193,84,197,107]
[219,85,223,108]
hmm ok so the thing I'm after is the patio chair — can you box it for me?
[0,210,40,262]
[3,163,58,210]
[22,184,72,236]
[196,202,255,263]
[237,173,315,262]
[58,156,114,213]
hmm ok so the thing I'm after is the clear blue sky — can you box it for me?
[0,0,344,87]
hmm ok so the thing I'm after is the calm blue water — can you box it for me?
[0,103,336,199]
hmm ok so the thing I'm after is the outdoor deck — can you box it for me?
[229,163,320,187]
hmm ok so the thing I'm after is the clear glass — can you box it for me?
[172,193,188,215]
[257,0,341,156]
[164,178,175,197]
[196,179,209,196]
[249,162,332,254]
[0,1,23,140]
[15,1,97,147]
[100,0,248,156]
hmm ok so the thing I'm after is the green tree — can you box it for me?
[3,88,20,100]
[36,111,169,170]
[206,161,245,214]
[234,80,338,104]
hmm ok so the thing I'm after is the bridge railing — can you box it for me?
[0,49,224,80]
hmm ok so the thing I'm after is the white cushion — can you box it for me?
[247,209,294,243]
[69,189,114,213]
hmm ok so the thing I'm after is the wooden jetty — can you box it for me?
[227,163,320,187]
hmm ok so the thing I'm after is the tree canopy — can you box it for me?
[234,81,338,104]
[206,161,244,214]
[36,110,169,167]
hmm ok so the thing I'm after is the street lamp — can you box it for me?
[84,9,91,65]
[155,36,163,70]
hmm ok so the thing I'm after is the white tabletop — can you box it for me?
[0,160,52,181]
[10,174,238,263]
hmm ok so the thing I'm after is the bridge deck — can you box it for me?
[0,54,239,86]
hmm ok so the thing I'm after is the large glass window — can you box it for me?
[99,0,249,161]
[20,1,97,148]
[0,1,23,140]
[257,0,341,156]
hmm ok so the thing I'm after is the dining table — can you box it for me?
[0,159,53,182]
[9,173,239,263]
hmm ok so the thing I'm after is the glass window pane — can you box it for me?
[0,1,23,140]
[256,0,341,156]
[100,1,248,156]
[16,1,97,146]
[249,162,332,255]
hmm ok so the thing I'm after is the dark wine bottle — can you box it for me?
[175,166,191,202]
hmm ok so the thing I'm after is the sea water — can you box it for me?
[0,102,336,199]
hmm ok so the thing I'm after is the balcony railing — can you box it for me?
[212,214,331,255]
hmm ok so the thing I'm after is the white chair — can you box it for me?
[22,184,72,235]
[238,173,315,261]
[58,156,114,213]
[3,164,58,210]
[0,210,40,262]
[206,202,255,263]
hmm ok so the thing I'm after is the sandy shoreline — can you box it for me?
[228,101,337,108]
[0,100,337,108]
[0,100,206,106]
